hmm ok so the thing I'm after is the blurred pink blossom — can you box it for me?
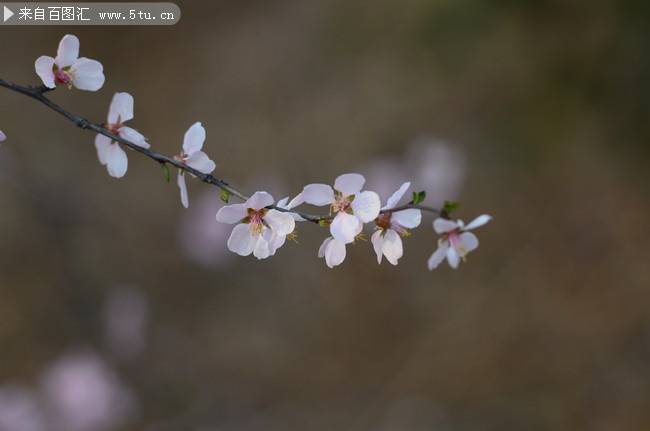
[103,287,148,360]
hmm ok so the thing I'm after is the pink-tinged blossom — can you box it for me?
[35,35,105,91]
[371,182,422,265]
[296,173,380,244]
[215,191,295,259]
[427,215,491,270]
[175,122,216,208]
[318,236,347,268]
[95,92,149,178]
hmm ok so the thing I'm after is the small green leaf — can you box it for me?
[161,164,170,183]
[412,190,426,205]
[220,189,231,203]
[318,219,330,227]
[443,200,460,214]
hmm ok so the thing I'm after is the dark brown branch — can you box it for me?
[0,78,440,224]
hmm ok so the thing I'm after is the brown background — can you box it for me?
[1,0,650,430]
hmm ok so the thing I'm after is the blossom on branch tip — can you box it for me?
[95,92,149,179]
[175,122,216,208]
[35,34,105,91]
[427,214,491,270]
[215,191,295,259]
[371,182,422,265]
[297,173,380,244]
[318,236,347,268]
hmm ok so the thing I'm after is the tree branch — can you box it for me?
[0,78,440,224]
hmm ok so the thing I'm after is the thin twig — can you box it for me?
[0,78,440,224]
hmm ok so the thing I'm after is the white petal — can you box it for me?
[286,194,304,209]
[330,212,362,244]
[0,130,5,142]
[371,230,384,264]
[433,218,459,234]
[383,182,410,210]
[427,243,448,270]
[70,58,105,91]
[182,122,205,155]
[459,232,479,253]
[276,197,289,207]
[35,56,56,88]
[227,224,256,256]
[108,92,134,123]
[351,191,380,223]
[318,237,332,258]
[392,209,421,229]
[264,209,295,236]
[253,235,271,259]
[334,173,365,196]
[446,246,460,269]
[381,229,403,265]
[106,143,128,178]
[177,172,189,208]
[118,126,149,149]
[185,151,215,174]
[267,229,287,255]
[215,204,248,224]
[301,184,334,206]
[94,134,111,165]
[55,34,79,67]
[464,214,492,231]
[324,238,347,268]
[245,191,274,210]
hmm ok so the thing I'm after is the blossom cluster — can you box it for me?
[11,34,493,270]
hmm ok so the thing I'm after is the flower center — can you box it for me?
[331,194,352,214]
[106,122,123,135]
[447,230,467,257]
[246,208,267,235]
[53,65,72,85]
[375,213,392,230]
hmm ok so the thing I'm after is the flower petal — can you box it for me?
[177,172,189,208]
[70,58,105,91]
[334,173,365,196]
[253,235,271,259]
[264,209,295,236]
[351,191,380,223]
[392,209,421,229]
[318,237,332,258]
[0,130,6,142]
[118,126,149,149]
[301,184,334,206]
[427,242,448,270]
[215,204,248,224]
[381,229,403,265]
[446,246,460,269]
[464,214,492,231]
[371,230,384,264]
[459,232,479,253]
[324,238,347,268]
[106,143,128,178]
[433,218,459,234]
[55,34,79,67]
[94,134,111,165]
[182,122,205,155]
[383,182,410,210]
[246,191,274,210]
[108,92,134,124]
[266,229,287,255]
[227,223,256,256]
[330,212,362,244]
[35,56,56,88]
[184,151,215,174]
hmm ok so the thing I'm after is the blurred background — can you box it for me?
[1,0,650,429]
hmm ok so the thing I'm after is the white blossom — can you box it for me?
[95,92,149,179]
[0,130,6,142]
[35,35,105,91]
[318,236,347,268]
[175,122,216,208]
[296,173,380,244]
[371,182,422,265]
[215,191,295,259]
[427,214,491,270]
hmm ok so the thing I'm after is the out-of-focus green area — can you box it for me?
[1,0,649,429]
